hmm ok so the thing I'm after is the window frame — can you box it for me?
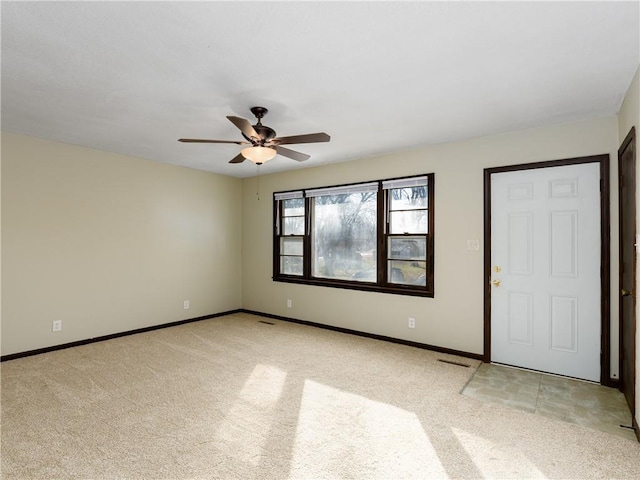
[383,177,432,290]
[273,173,434,297]
[274,192,306,276]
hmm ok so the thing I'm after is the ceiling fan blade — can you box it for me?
[276,146,311,162]
[178,138,248,145]
[227,116,260,141]
[271,132,330,145]
[229,153,246,164]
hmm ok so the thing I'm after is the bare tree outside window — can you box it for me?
[313,192,377,281]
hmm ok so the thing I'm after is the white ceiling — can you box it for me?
[2,1,639,178]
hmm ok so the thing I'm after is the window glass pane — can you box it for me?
[281,237,303,255]
[389,210,428,234]
[283,216,305,235]
[388,237,426,260]
[390,186,427,210]
[312,192,377,282]
[281,256,303,275]
[388,260,427,285]
[283,198,304,216]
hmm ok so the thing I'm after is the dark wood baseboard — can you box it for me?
[6,308,483,362]
[1,308,490,364]
[3,309,621,380]
[241,309,484,361]
[0,309,242,362]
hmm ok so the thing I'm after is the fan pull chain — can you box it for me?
[256,164,261,201]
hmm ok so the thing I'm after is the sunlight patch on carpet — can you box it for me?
[290,380,447,479]
[451,427,547,479]
[215,364,287,465]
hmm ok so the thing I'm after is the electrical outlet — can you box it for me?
[287,299,292,309]
[183,300,190,310]
[52,320,62,332]
[408,317,415,328]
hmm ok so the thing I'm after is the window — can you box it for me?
[308,182,378,282]
[276,191,305,276]
[383,177,429,287]
[274,174,434,297]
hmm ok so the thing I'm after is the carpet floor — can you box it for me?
[2,312,639,479]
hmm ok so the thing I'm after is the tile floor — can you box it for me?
[462,363,637,441]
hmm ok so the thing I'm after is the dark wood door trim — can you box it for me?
[618,126,636,419]
[483,154,612,386]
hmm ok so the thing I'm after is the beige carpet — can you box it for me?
[2,312,639,479]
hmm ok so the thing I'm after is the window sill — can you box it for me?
[273,275,434,298]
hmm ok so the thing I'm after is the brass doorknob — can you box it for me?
[492,279,501,287]
[621,289,633,297]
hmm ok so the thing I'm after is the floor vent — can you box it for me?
[438,359,470,368]
[258,320,275,325]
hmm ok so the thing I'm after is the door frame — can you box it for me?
[618,126,636,415]
[483,154,612,386]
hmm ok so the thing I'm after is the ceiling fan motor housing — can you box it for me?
[244,124,276,145]
[243,106,276,145]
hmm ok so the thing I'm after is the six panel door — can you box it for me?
[490,163,601,381]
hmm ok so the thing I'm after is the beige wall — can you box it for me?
[618,65,640,429]
[242,116,620,366]
[1,113,629,384]
[1,133,243,356]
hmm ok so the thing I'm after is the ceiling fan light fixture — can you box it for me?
[241,146,277,165]
[180,107,329,165]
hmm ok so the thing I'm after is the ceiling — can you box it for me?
[2,2,639,179]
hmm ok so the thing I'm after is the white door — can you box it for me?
[490,163,601,382]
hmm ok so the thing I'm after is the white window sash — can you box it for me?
[305,182,378,198]
[382,176,428,190]
[274,190,304,201]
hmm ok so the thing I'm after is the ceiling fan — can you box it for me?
[178,106,330,165]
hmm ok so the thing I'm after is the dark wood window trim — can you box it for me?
[273,174,435,297]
